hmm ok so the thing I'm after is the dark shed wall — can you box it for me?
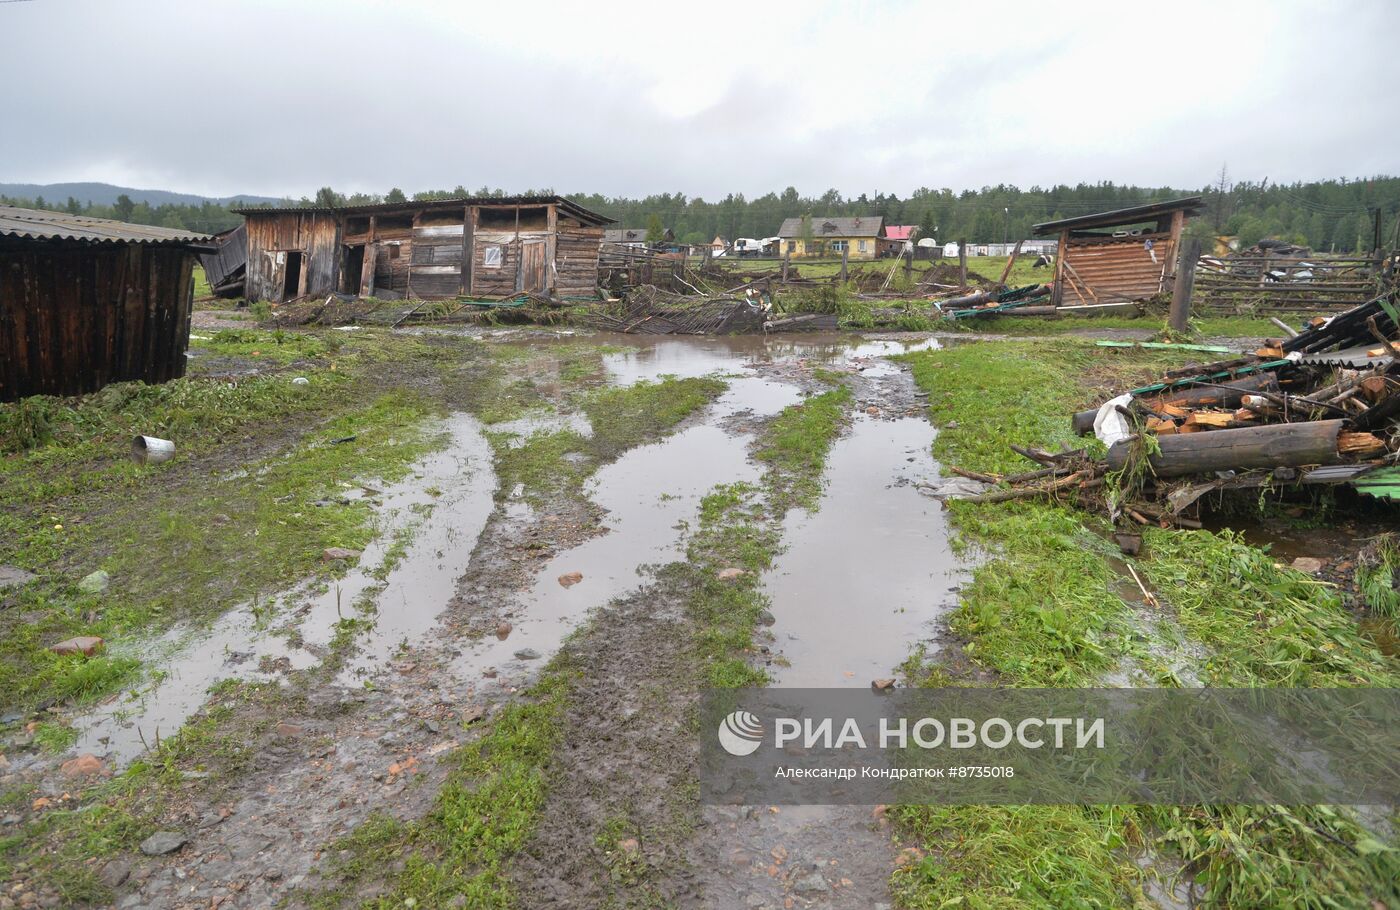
[244,213,340,302]
[0,239,194,402]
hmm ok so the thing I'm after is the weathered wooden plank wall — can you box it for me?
[0,239,194,401]
[244,212,340,302]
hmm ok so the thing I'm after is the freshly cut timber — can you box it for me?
[1105,420,1347,478]
[1072,373,1282,435]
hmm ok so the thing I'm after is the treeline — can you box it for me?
[6,176,1397,253]
[0,192,244,234]
[565,178,1400,253]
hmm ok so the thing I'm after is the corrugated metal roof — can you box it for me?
[1032,197,1205,236]
[233,194,613,226]
[777,216,884,238]
[0,205,210,245]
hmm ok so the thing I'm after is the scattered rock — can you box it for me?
[792,871,828,895]
[139,831,187,856]
[460,706,486,725]
[98,860,131,888]
[757,610,776,627]
[1291,557,1327,574]
[77,570,110,594]
[49,636,104,657]
[274,722,304,737]
[495,621,512,640]
[322,547,362,562]
[617,837,640,856]
[895,846,925,867]
[871,678,896,691]
[481,667,498,679]
[944,420,959,429]
[513,648,541,661]
[865,406,881,416]
[0,566,37,591]
[58,753,106,780]
[717,568,747,581]
[1113,533,1143,556]
[557,571,583,588]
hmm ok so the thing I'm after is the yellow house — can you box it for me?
[776,215,884,260]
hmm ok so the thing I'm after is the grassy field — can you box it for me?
[893,336,1400,909]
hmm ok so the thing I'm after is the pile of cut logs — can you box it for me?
[955,291,1400,523]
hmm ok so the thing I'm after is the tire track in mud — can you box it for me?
[506,338,964,910]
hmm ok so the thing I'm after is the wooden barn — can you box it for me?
[0,205,208,402]
[1034,197,1204,307]
[234,196,612,303]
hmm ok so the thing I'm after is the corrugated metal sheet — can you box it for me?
[1033,197,1204,235]
[0,205,209,245]
[1299,345,1395,369]
[234,195,613,227]
[1059,235,1173,304]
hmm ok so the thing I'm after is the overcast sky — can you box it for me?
[2,0,1395,201]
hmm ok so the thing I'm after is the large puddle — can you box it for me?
[765,415,960,687]
[69,414,496,765]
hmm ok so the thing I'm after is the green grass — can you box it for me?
[191,327,335,364]
[894,336,1400,909]
[0,390,440,711]
[307,670,570,909]
[958,313,1298,340]
[193,264,212,299]
[754,386,852,509]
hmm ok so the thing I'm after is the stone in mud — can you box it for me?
[1113,533,1142,556]
[481,667,498,679]
[514,648,541,660]
[871,678,896,691]
[59,753,106,780]
[717,568,746,581]
[0,566,37,590]
[77,569,110,594]
[49,636,104,657]
[557,571,583,588]
[1291,557,1327,574]
[757,610,776,626]
[495,621,512,639]
[792,871,828,895]
[98,860,131,888]
[274,722,304,737]
[139,831,187,856]
[322,547,362,562]
[865,406,881,416]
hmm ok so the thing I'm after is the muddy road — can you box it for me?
[1,330,964,909]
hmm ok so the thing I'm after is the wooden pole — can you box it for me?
[840,245,848,282]
[958,239,967,288]
[1169,237,1202,333]
[782,248,790,283]
[904,246,913,281]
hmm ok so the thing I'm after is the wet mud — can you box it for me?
[9,330,968,909]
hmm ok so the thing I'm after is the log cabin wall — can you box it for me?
[0,237,195,401]
[1056,231,1177,306]
[1035,197,1204,308]
[237,196,611,302]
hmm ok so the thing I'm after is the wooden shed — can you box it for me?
[0,205,208,402]
[1033,197,1204,307]
[234,196,612,303]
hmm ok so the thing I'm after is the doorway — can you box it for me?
[520,239,546,293]
[342,245,365,294]
[281,251,304,300]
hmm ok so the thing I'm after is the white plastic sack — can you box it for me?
[1093,392,1135,448]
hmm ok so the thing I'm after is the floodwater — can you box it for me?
[69,414,496,765]
[452,375,801,680]
[765,415,958,687]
